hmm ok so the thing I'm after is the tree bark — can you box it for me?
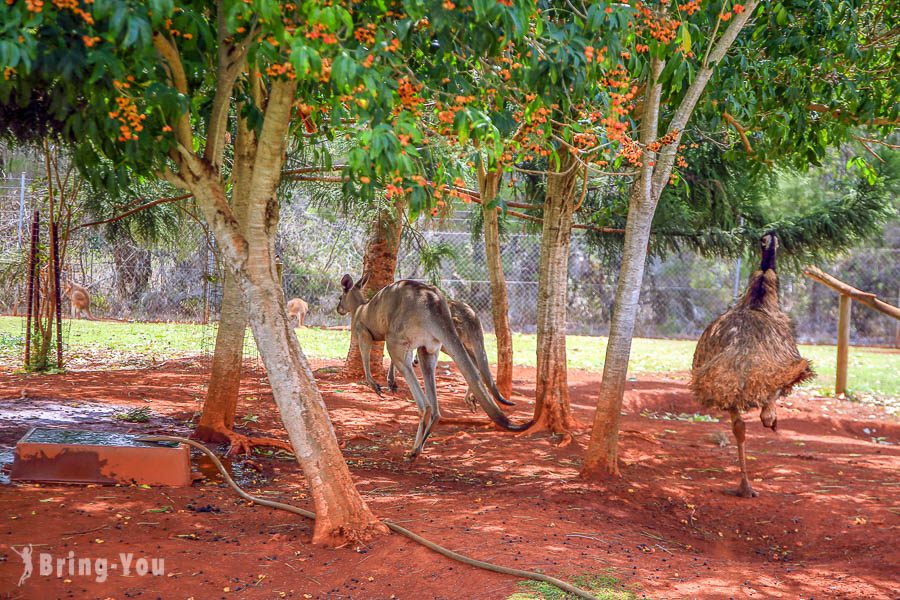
[242,258,386,544]
[478,164,514,399]
[583,1,760,478]
[523,152,582,440]
[193,93,256,449]
[194,268,247,441]
[342,201,404,380]
[167,75,384,544]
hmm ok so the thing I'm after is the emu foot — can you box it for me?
[388,380,399,393]
[731,479,759,498]
[463,392,478,412]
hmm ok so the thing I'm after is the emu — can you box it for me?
[691,232,813,498]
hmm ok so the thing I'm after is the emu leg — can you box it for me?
[730,408,758,498]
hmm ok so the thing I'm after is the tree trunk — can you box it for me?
[523,152,582,439]
[194,97,255,447]
[111,235,151,311]
[582,2,758,476]
[243,261,386,544]
[342,202,404,380]
[194,268,247,442]
[582,58,663,478]
[478,165,514,398]
[582,178,658,476]
[159,48,383,546]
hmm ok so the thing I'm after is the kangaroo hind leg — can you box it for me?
[357,328,382,395]
[416,347,441,448]
[386,339,430,458]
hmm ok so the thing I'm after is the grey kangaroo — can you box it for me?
[337,274,531,457]
[386,298,515,412]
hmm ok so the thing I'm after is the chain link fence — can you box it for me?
[2,175,898,348]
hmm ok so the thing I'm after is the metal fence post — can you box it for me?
[18,172,26,249]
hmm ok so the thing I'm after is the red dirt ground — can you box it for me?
[0,359,897,599]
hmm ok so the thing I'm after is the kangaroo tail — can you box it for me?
[437,318,531,431]
[468,327,515,406]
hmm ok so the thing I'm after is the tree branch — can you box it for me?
[152,32,193,151]
[247,78,299,242]
[204,6,259,171]
[807,103,900,127]
[651,0,761,198]
[722,111,753,153]
[73,194,193,231]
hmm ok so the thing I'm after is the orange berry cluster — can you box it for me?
[385,183,405,199]
[52,0,94,24]
[584,45,606,64]
[108,81,146,142]
[265,61,296,80]
[3,67,14,80]
[305,23,337,45]
[678,0,701,16]
[618,136,643,165]
[25,0,44,12]
[354,22,376,45]
[319,58,332,83]
[573,131,599,150]
[396,78,423,113]
[82,35,100,47]
[635,2,680,44]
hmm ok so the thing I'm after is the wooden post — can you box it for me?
[51,222,63,369]
[835,293,851,396]
[24,210,40,369]
[894,287,899,348]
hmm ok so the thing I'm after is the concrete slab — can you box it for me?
[10,428,191,487]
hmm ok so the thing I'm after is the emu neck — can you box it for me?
[738,269,780,311]
[760,244,777,272]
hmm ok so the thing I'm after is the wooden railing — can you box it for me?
[803,266,900,396]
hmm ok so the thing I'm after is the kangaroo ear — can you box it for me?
[356,272,370,289]
[340,274,353,291]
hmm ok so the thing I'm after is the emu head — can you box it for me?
[336,273,369,315]
[759,231,779,272]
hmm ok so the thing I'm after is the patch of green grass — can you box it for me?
[508,573,636,600]
[113,406,153,423]
[1,316,898,400]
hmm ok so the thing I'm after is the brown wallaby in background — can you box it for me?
[63,281,93,320]
[387,298,515,411]
[286,297,309,328]
[337,274,531,457]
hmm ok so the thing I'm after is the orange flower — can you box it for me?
[720,11,732,21]
[733,3,745,13]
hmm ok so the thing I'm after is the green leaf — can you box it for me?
[681,24,692,54]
